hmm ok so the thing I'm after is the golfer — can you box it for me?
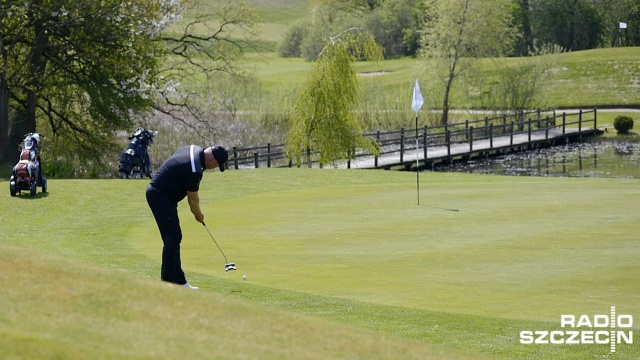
[146,145,228,290]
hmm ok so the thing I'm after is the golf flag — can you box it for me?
[411,78,424,205]
[620,22,628,29]
[411,78,424,114]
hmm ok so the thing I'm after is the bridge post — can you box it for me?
[465,120,469,141]
[375,130,380,168]
[446,130,451,163]
[579,110,583,140]
[254,152,259,169]
[400,128,405,163]
[233,147,239,169]
[490,124,494,149]
[562,113,566,135]
[545,117,549,140]
[267,143,272,168]
[423,125,428,160]
[469,126,474,152]
[510,122,514,150]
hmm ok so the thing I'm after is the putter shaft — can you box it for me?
[203,222,229,264]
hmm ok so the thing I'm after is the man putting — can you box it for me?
[146,145,228,290]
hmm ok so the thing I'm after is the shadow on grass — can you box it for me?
[9,191,49,199]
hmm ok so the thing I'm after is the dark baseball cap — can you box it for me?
[211,145,228,172]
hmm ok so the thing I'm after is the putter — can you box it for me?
[202,222,236,271]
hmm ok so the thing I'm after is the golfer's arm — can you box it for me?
[187,191,204,222]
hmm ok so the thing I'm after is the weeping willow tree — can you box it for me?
[286,29,383,167]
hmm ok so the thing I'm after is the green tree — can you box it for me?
[286,30,382,166]
[0,0,259,170]
[529,0,603,50]
[278,19,310,58]
[153,0,259,139]
[422,0,517,125]
[301,0,424,59]
[362,0,426,58]
[0,0,171,164]
[478,44,562,115]
[301,3,352,61]
[512,0,534,56]
[592,0,640,47]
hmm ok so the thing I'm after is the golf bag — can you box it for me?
[118,127,157,179]
[10,133,47,196]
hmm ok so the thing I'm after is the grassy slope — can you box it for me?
[2,170,639,359]
[249,48,640,108]
[0,243,467,360]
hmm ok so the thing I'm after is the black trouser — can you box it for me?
[146,185,187,285]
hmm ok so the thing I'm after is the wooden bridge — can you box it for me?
[226,109,601,171]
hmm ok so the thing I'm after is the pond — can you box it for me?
[431,137,640,179]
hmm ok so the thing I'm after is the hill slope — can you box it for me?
[0,242,475,359]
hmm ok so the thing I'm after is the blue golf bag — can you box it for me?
[118,127,157,179]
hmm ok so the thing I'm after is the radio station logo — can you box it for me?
[519,306,633,353]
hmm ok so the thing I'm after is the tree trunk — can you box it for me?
[26,6,47,136]
[440,85,450,126]
[8,110,28,156]
[519,0,533,53]
[440,64,457,126]
[0,77,8,164]
[0,5,7,163]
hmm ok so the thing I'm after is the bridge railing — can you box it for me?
[227,109,597,170]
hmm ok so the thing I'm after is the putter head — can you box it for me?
[225,263,237,272]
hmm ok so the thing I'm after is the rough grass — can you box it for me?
[249,48,640,109]
[1,169,639,359]
[0,243,465,360]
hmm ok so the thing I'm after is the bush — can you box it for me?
[277,20,309,58]
[613,115,634,133]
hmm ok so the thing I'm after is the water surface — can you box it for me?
[432,138,640,179]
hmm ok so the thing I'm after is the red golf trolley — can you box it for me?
[9,133,47,197]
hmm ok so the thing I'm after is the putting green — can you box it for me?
[131,170,640,324]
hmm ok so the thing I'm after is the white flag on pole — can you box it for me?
[620,22,628,29]
[411,78,424,114]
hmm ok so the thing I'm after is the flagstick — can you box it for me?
[411,78,424,206]
[416,113,420,205]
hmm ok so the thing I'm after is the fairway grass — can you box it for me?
[2,169,640,359]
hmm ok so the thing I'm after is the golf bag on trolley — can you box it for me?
[10,133,47,197]
[118,127,157,179]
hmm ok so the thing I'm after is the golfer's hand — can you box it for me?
[194,212,205,223]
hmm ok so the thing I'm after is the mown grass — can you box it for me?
[2,169,639,359]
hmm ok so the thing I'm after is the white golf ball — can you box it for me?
[243,275,247,281]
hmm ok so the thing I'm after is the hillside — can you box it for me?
[1,242,470,359]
